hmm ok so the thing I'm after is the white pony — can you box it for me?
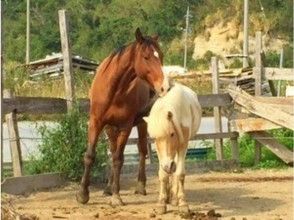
[144,83,202,214]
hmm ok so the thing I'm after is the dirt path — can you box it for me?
[3,168,293,220]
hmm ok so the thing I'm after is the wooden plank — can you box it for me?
[58,10,75,111]
[228,85,294,130]
[264,67,294,81]
[1,172,66,195]
[4,91,22,177]
[255,96,294,106]
[3,97,67,114]
[254,31,263,96]
[3,94,232,115]
[192,132,238,140]
[197,93,231,107]
[249,131,293,165]
[211,57,224,160]
[230,117,281,132]
[126,132,239,145]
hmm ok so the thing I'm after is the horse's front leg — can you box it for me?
[135,122,148,195]
[175,148,189,213]
[110,126,132,206]
[103,126,119,196]
[157,166,169,214]
[76,117,103,204]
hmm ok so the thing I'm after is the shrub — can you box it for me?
[25,107,108,181]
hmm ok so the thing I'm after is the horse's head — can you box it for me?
[144,109,184,174]
[134,28,170,96]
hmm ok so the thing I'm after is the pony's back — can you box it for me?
[146,83,202,140]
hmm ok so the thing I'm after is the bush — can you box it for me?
[25,107,108,181]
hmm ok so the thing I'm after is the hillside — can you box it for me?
[3,0,293,69]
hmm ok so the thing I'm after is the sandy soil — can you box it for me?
[2,168,293,220]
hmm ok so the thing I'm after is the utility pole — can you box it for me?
[183,6,191,71]
[26,0,30,64]
[243,0,249,68]
[1,0,4,180]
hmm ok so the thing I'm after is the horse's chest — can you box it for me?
[104,99,139,125]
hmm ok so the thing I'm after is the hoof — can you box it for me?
[178,204,190,213]
[76,189,89,204]
[103,186,112,196]
[110,195,125,207]
[170,198,178,206]
[156,203,167,215]
[134,185,147,195]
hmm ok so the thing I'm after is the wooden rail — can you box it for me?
[3,94,232,115]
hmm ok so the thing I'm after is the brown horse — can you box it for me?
[76,28,170,206]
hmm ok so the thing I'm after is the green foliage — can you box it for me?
[4,0,292,67]
[265,51,280,67]
[4,61,29,93]
[25,107,108,181]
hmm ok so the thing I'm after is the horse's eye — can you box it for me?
[170,133,174,137]
[144,56,149,60]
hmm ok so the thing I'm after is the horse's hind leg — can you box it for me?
[111,126,132,206]
[134,122,147,195]
[76,116,103,204]
[103,126,119,196]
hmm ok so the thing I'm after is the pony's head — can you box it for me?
[144,108,184,174]
[134,28,170,96]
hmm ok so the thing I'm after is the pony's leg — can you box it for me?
[175,147,189,213]
[110,126,132,206]
[103,126,119,196]
[76,116,103,204]
[170,154,179,206]
[134,122,147,195]
[157,166,169,214]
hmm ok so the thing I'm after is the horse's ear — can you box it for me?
[152,34,159,42]
[135,28,144,43]
[167,111,173,120]
[143,116,149,123]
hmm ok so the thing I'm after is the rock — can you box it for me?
[149,213,156,218]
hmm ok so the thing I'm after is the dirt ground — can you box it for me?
[2,168,293,220]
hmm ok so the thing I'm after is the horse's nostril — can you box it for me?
[161,87,164,92]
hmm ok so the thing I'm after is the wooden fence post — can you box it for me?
[211,57,224,160]
[254,140,262,165]
[0,0,3,180]
[4,90,23,177]
[58,10,75,111]
[254,31,263,96]
[277,48,284,97]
